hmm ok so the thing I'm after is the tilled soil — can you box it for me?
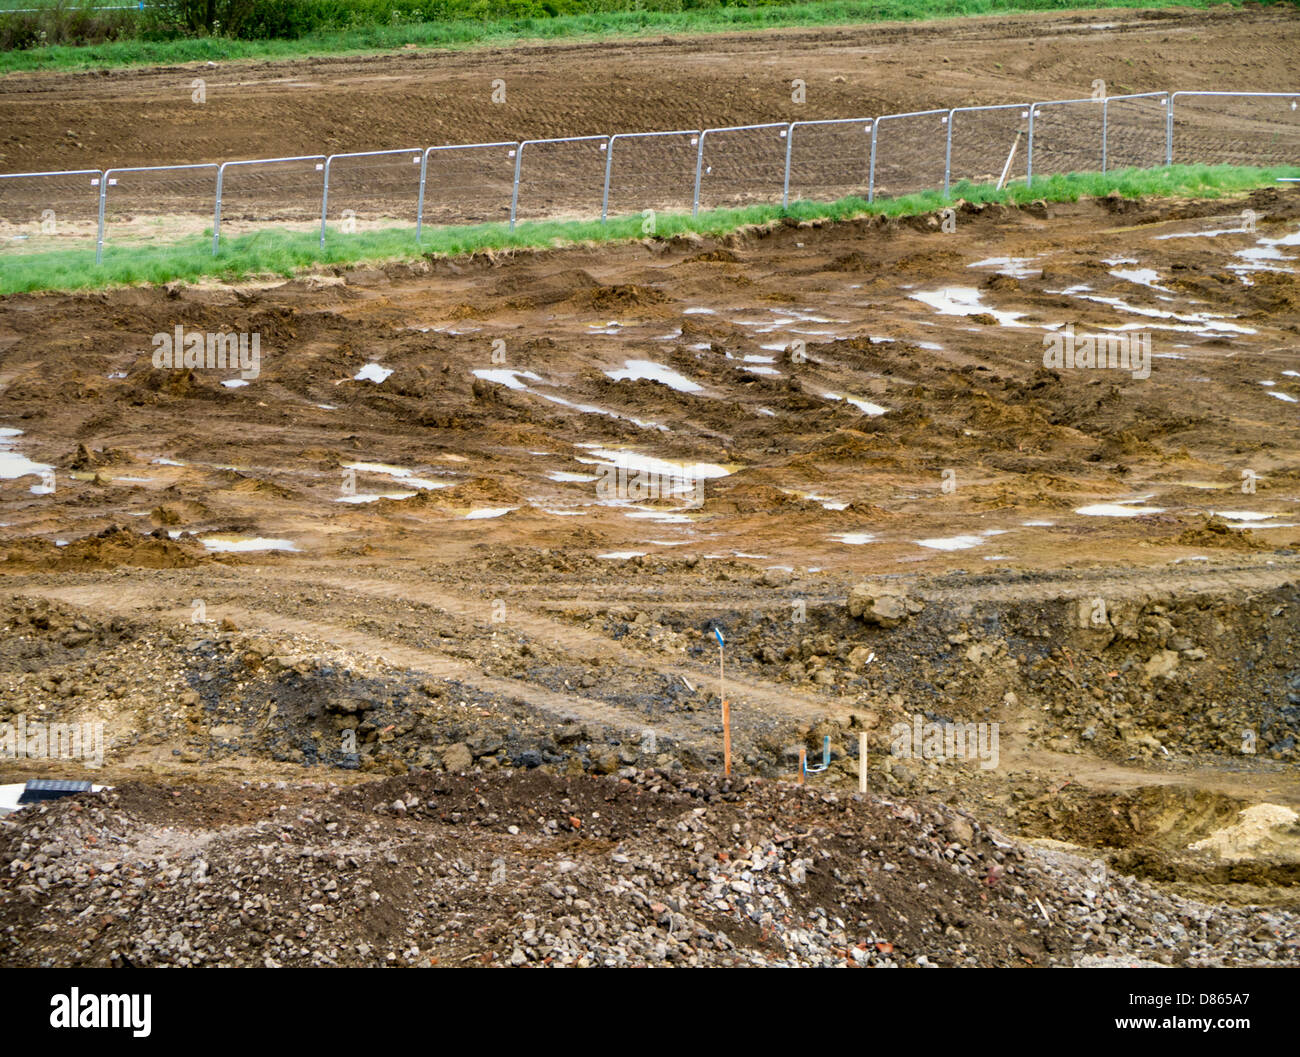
[2,7,1299,172]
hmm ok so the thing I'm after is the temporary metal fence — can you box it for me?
[1167,91,1300,167]
[213,154,325,254]
[945,104,1028,194]
[0,169,102,256]
[510,135,608,230]
[1026,92,1169,185]
[693,122,790,217]
[418,141,518,238]
[784,118,873,207]
[2,87,1296,265]
[603,129,700,221]
[96,162,218,264]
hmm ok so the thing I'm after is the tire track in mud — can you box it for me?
[268,570,857,722]
[5,580,812,750]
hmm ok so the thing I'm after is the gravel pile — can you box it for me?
[3,769,1296,967]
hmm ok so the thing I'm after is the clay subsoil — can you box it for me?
[1,7,1300,968]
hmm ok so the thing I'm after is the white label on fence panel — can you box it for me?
[315,163,324,170]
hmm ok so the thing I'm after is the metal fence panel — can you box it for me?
[0,169,101,258]
[1102,93,1169,171]
[869,109,949,201]
[1026,97,1105,183]
[96,163,218,264]
[603,130,700,221]
[784,118,874,207]
[1168,91,1300,167]
[510,136,609,230]
[418,142,518,236]
[945,104,1029,193]
[213,155,325,254]
[693,123,790,216]
[319,148,423,247]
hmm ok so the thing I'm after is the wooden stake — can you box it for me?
[997,130,1023,191]
[858,731,868,794]
[797,748,806,785]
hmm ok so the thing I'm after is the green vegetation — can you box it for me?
[0,0,1267,73]
[2,164,1294,296]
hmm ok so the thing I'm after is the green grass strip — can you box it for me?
[2,163,1295,295]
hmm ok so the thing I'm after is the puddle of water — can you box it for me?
[354,363,394,384]
[343,462,452,491]
[0,428,52,483]
[576,445,736,482]
[1154,227,1246,241]
[1052,285,1256,335]
[1110,268,1171,292]
[464,507,515,520]
[541,508,587,516]
[823,391,887,416]
[336,492,417,504]
[1212,510,1280,522]
[1075,501,1166,517]
[625,510,694,523]
[472,368,542,391]
[1022,520,1054,527]
[222,379,250,389]
[830,531,876,545]
[916,534,985,551]
[911,287,1027,328]
[683,307,715,316]
[315,404,337,411]
[1268,391,1298,404]
[201,535,299,553]
[598,550,645,559]
[606,360,703,393]
[547,471,598,483]
[968,256,1040,278]
[1230,228,1300,275]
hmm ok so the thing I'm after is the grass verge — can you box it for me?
[0,0,1265,75]
[1,163,1295,295]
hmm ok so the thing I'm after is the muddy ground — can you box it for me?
[1,8,1299,967]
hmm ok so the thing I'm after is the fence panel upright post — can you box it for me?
[416,151,429,243]
[868,121,878,203]
[95,170,109,265]
[319,155,333,250]
[944,109,956,196]
[1026,104,1037,187]
[601,136,617,222]
[692,131,708,218]
[509,143,525,231]
[1102,96,1109,173]
[782,123,796,209]
[212,163,226,256]
[1167,92,1176,165]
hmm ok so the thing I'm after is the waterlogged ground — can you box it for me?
[2,34,1300,962]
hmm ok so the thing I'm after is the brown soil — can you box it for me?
[2,8,1300,967]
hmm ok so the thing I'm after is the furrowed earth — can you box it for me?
[1,7,1299,968]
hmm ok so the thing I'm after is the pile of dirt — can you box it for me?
[3,770,1297,968]
[0,526,207,570]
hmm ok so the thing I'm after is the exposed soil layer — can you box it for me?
[2,10,1300,966]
